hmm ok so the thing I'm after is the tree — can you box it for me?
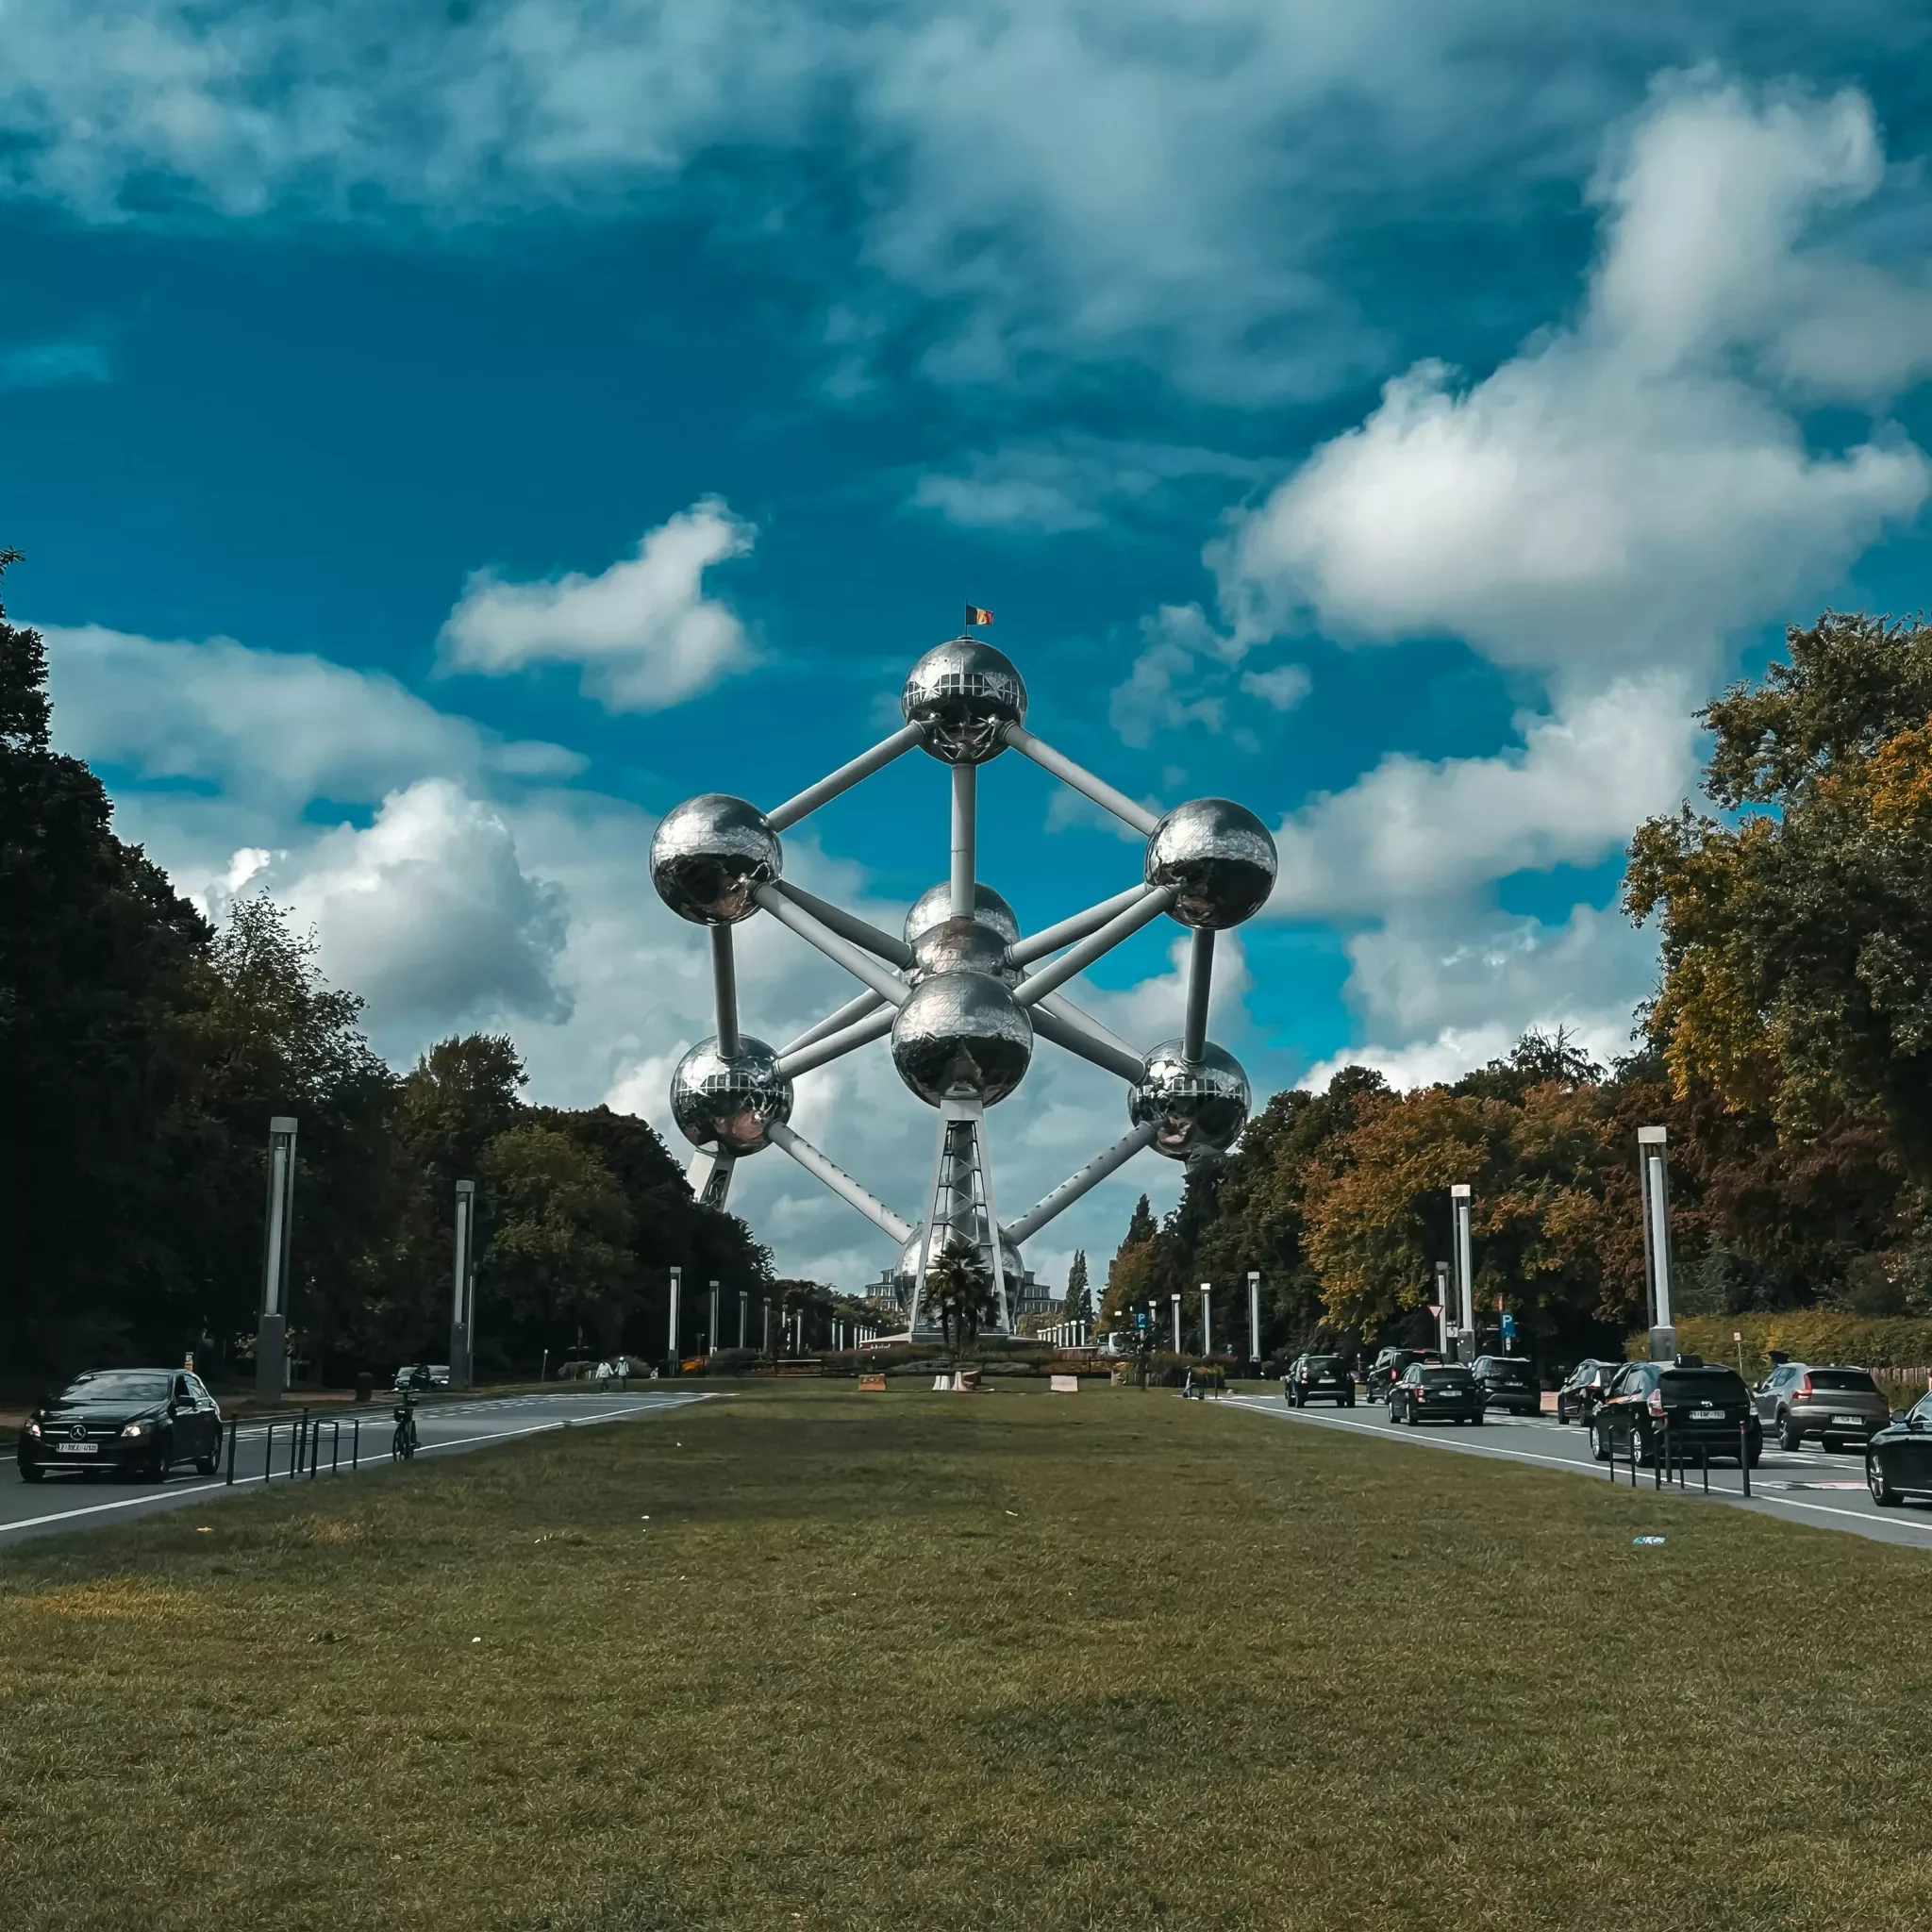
[480,1124,635,1357]
[1064,1249,1091,1323]
[924,1242,994,1354]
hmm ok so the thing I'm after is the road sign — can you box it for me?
[1426,1303,1442,1318]
[1501,1310,1516,1344]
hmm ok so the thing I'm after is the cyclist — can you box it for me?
[391,1386,419,1461]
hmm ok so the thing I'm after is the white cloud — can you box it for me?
[0,337,112,388]
[275,779,571,1030]
[1239,664,1311,712]
[438,497,757,713]
[1226,81,1932,682]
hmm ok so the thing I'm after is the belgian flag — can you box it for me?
[964,604,993,627]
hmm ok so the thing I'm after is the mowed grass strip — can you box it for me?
[1,1384,1926,1931]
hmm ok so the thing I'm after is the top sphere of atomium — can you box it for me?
[670,1035,793,1156]
[902,639,1027,765]
[650,793,780,925]
[1129,1039,1251,1159]
[904,879,1020,947]
[1144,797,1277,929]
[891,970,1033,1107]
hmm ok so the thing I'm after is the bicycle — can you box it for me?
[391,1391,419,1461]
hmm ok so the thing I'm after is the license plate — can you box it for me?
[56,1441,99,1456]
[1691,1408,1724,1421]
[1831,1414,1866,1426]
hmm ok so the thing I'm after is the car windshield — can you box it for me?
[1307,1356,1341,1371]
[1420,1368,1473,1386]
[1807,1370,1879,1392]
[58,1371,172,1404]
[1912,1395,1932,1424]
[1488,1358,1532,1374]
[1659,1370,1748,1404]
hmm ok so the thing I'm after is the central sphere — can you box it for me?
[910,915,1017,986]
[898,1224,1024,1288]
[650,793,780,926]
[904,879,1020,947]
[1143,797,1277,930]
[670,1036,792,1156]
[1129,1040,1251,1159]
[901,639,1027,764]
[891,970,1033,1107]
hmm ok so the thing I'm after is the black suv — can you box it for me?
[1591,1358,1761,1468]
[1471,1356,1540,1418]
[1389,1362,1484,1425]
[1556,1358,1621,1425]
[1283,1353,1356,1407]
[1366,1347,1442,1402]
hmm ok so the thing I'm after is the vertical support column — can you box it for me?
[739,1289,748,1350]
[449,1178,476,1391]
[1450,1184,1474,1362]
[1171,1291,1182,1356]
[688,1145,735,1209]
[667,1266,682,1374]
[1639,1124,1676,1360]
[708,1280,720,1357]
[710,926,740,1057]
[1200,1282,1211,1357]
[256,1116,298,1406]
[1183,929,1215,1063]
[1434,1260,1451,1357]
[1247,1271,1260,1365]
[950,763,976,919]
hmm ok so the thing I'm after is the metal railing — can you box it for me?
[223,1407,361,1486]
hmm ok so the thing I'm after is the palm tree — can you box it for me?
[924,1241,994,1355]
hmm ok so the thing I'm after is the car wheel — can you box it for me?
[1471,1411,1485,1425]
[1869,1457,1901,1507]
[195,1444,220,1476]
[1778,1411,1802,1452]
[1591,1422,1609,1462]
[18,1459,43,1483]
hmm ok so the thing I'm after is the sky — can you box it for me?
[6,1,1932,1296]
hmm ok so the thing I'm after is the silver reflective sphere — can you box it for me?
[670,1036,792,1156]
[650,794,780,925]
[902,639,1027,764]
[1143,797,1277,929]
[898,1224,1024,1288]
[891,970,1034,1106]
[910,915,1018,986]
[1129,1040,1251,1160]
[904,879,1021,946]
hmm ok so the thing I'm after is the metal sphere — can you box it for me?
[1143,797,1277,929]
[898,1224,1024,1287]
[910,914,1018,987]
[904,879,1020,946]
[670,1036,793,1156]
[901,639,1027,764]
[891,970,1034,1107]
[1129,1039,1251,1160]
[650,793,780,926]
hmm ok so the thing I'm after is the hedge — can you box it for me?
[1636,1314,1932,1377]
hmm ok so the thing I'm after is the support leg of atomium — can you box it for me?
[650,634,1278,1329]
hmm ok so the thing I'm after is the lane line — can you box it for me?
[1,1396,708,1538]
[1224,1397,1932,1543]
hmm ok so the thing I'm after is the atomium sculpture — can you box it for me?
[649,636,1277,1339]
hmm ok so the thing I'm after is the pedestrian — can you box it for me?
[594,1357,613,1385]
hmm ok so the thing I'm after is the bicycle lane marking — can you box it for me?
[1,1395,713,1537]
[1222,1396,1932,1544]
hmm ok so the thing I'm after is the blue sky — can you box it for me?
[6,2,1932,1291]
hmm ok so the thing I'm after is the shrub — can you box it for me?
[1641,1314,1932,1378]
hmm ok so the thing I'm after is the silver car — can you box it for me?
[1751,1362,1890,1450]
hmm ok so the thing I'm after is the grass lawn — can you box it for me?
[2,1383,1926,1930]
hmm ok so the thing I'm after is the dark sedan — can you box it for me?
[1591,1359,1760,1468]
[1283,1353,1356,1407]
[1556,1358,1621,1424]
[1471,1356,1541,1418]
[1367,1347,1442,1402]
[1867,1391,1932,1507]
[17,1369,225,1483]
[1389,1363,1485,1425]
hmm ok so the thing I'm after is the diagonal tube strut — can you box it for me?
[1004,1124,1159,1246]
[769,881,914,966]
[753,883,909,1008]
[778,989,887,1059]
[1031,1006,1145,1083]
[1008,884,1160,969]
[1001,724,1162,835]
[775,1004,897,1079]
[1034,990,1141,1062]
[1013,886,1177,1008]
[767,1124,914,1243]
[766,722,926,832]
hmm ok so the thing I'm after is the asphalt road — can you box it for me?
[0,1390,709,1550]
[1227,1391,1932,1548]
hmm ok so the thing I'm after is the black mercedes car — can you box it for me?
[1867,1391,1932,1507]
[17,1369,225,1483]
[1471,1356,1541,1418]
[1389,1362,1485,1425]
[1282,1352,1356,1407]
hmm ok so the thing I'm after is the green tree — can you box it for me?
[924,1242,994,1354]
[1064,1249,1091,1323]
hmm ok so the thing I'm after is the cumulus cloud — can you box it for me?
[438,498,757,713]
[0,337,112,388]
[1226,81,1932,682]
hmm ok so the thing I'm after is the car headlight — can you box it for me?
[25,1419,42,1439]
[120,1420,149,1439]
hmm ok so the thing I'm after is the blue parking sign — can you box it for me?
[1501,1310,1516,1344]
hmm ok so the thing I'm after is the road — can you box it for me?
[0,1390,709,1550]
[1227,1391,1932,1549]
